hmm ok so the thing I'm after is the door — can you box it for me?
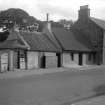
[0,53,8,72]
[79,53,83,65]
[40,56,46,68]
[56,53,61,67]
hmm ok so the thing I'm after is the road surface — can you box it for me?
[0,68,105,105]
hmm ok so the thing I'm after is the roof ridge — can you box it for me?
[90,17,105,30]
[90,17,105,22]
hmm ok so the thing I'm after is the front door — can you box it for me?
[56,53,61,67]
[40,56,46,68]
[0,53,8,72]
[79,53,82,65]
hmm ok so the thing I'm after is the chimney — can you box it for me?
[78,5,90,20]
[45,13,52,32]
[46,13,49,22]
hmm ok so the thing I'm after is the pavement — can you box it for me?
[0,65,105,79]
[71,95,105,105]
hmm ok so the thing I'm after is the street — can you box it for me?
[0,68,105,105]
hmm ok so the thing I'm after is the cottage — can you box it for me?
[0,27,61,72]
[0,5,105,71]
[51,26,94,67]
[45,5,102,67]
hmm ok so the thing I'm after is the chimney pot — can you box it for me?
[46,13,49,22]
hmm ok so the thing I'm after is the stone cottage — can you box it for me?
[0,27,61,72]
[45,5,105,67]
[0,5,105,71]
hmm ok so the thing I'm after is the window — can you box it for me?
[71,53,74,61]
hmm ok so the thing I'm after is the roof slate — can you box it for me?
[20,31,61,52]
[90,17,105,30]
[0,30,27,49]
[52,27,93,52]
[0,30,61,52]
[0,40,27,49]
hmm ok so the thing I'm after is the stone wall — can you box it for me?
[62,53,79,67]
[27,51,39,69]
[45,52,58,68]
[82,53,94,65]
[0,50,14,72]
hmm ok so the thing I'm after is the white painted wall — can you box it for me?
[46,56,57,68]
[82,53,94,65]
[45,52,57,68]
[74,54,79,65]
[27,51,39,69]
[82,54,87,65]
[62,53,79,67]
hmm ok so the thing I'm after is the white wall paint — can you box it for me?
[27,51,39,69]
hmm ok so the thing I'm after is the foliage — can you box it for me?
[0,8,42,30]
[0,30,9,42]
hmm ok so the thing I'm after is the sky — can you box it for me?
[0,0,105,21]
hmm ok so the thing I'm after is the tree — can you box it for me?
[0,8,42,31]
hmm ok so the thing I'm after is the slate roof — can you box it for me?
[20,31,61,52]
[90,17,105,30]
[0,30,61,52]
[0,30,27,49]
[0,40,27,49]
[52,27,93,52]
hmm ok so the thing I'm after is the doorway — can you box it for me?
[40,56,46,68]
[56,53,62,67]
[79,53,83,65]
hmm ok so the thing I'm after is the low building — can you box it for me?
[0,28,61,72]
[51,26,95,67]
[43,5,105,67]
[0,5,105,71]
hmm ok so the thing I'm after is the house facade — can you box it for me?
[46,5,104,67]
[72,5,105,65]
[51,26,95,67]
[0,5,105,72]
[0,28,61,72]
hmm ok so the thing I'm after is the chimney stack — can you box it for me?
[46,13,49,22]
[78,5,90,20]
